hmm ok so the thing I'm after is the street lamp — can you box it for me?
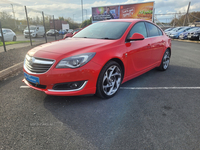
[84,9,87,20]
[10,4,17,28]
[81,0,83,23]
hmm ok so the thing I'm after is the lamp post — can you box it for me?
[10,4,17,28]
[81,0,83,23]
[84,9,87,20]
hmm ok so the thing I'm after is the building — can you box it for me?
[50,19,68,30]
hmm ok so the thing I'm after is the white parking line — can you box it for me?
[20,86,30,89]
[120,87,200,90]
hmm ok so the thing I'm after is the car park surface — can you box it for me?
[23,19,171,98]
[1,40,200,149]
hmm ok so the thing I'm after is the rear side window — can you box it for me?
[158,28,163,35]
[127,22,147,38]
[146,22,160,37]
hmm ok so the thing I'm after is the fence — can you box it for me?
[155,11,200,30]
[0,1,63,52]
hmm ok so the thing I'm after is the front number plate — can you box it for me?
[24,72,40,84]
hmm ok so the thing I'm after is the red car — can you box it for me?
[23,19,171,98]
[63,28,82,38]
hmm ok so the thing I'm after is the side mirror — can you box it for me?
[127,33,144,41]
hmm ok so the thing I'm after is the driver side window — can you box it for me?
[127,22,147,38]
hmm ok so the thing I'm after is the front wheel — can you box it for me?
[13,36,16,41]
[96,61,122,99]
[158,49,170,71]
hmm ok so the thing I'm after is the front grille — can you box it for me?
[24,55,54,74]
[27,80,47,89]
[25,32,32,34]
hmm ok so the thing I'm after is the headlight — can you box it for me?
[56,52,96,68]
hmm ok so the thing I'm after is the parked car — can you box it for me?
[187,28,200,41]
[23,19,171,99]
[67,29,73,33]
[63,28,82,38]
[179,27,200,40]
[0,28,16,41]
[164,27,175,32]
[46,29,59,36]
[59,29,67,35]
[24,25,45,38]
[165,27,184,37]
[169,27,192,39]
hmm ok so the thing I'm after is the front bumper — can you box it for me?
[24,33,35,37]
[169,35,179,39]
[23,61,102,96]
[187,35,199,40]
[179,35,186,40]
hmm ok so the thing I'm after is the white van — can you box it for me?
[24,25,45,38]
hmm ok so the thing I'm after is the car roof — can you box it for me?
[100,19,149,23]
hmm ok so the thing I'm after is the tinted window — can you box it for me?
[127,22,147,38]
[73,22,131,40]
[146,22,159,37]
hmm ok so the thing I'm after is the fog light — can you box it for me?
[70,83,78,88]
[53,81,86,90]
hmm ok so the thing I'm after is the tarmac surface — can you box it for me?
[0,40,200,149]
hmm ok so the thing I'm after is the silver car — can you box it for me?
[0,28,17,41]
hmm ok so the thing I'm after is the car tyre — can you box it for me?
[158,49,170,71]
[96,61,122,99]
[13,36,17,41]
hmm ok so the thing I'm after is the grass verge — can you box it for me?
[0,41,32,46]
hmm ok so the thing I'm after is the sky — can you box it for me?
[0,0,200,23]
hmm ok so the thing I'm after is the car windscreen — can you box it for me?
[187,27,199,32]
[178,27,190,32]
[73,22,131,40]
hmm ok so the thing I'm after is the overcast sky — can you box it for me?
[1,0,200,23]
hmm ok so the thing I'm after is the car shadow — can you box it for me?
[43,64,200,148]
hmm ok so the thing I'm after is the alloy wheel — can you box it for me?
[102,65,121,96]
[163,50,170,70]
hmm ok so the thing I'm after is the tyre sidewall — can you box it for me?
[96,61,122,99]
[158,49,170,71]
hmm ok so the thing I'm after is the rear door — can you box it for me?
[145,22,165,64]
[7,30,13,41]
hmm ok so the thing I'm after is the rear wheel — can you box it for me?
[96,61,122,99]
[158,49,170,71]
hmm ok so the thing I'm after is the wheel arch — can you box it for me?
[97,57,125,82]
[167,47,171,57]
